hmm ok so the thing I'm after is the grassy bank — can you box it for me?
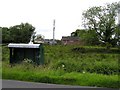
[44,45,119,75]
[2,62,119,88]
[2,45,120,88]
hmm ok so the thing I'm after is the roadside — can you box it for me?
[2,79,118,90]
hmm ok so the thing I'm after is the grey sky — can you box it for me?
[0,0,119,39]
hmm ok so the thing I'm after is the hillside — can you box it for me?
[2,44,120,88]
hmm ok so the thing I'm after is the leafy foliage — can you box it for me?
[44,45,119,75]
[2,23,35,43]
[82,2,120,46]
[71,29,100,45]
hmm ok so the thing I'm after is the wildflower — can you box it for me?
[62,64,65,68]
[83,71,85,74]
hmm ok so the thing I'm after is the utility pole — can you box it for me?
[117,8,120,46]
[118,8,120,26]
[53,19,55,44]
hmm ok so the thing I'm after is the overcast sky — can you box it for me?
[0,0,119,39]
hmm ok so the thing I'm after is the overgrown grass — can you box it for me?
[44,45,119,75]
[2,44,120,88]
[2,61,119,88]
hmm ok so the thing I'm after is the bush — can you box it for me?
[71,47,86,53]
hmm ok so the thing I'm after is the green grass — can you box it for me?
[44,45,119,75]
[2,44,120,88]
[2,62,119,88]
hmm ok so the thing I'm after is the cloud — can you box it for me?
[0,0,119,39]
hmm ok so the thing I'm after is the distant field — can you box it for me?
[2,44,120,88]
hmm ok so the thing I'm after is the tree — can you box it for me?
[2,23,35,43]
[2,27,11,43]
[117,25,120,46]
[0,27,2,44]
[82,2,120,47]
[71,29,99,45]
[10,23,35,43]
[33,34,45,44]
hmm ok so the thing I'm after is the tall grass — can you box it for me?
[2,44,120,88]
[44,45,119,75]
[2,61,119,88]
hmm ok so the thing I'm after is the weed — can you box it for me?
[2,45,119,88]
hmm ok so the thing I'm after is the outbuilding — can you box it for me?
[8,43,44,65]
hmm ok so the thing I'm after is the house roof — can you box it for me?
[8,43,40,48]
[62,36,80,40]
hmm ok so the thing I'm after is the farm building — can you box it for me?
[61,36,83,45]
[44,39,57,45]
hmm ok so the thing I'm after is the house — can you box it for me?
[61,36,81,45]
[44,39,57,45]
[34,38,57,45]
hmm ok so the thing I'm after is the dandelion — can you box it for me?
[62,64,65,68]
[83,71,85,74]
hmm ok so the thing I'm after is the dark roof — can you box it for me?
[62,36,80,40]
